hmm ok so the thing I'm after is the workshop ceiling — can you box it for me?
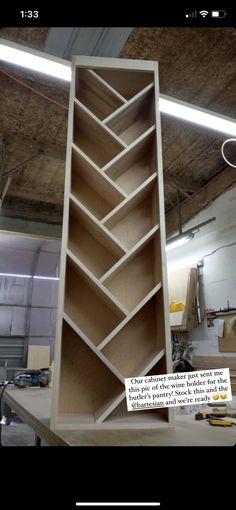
[0,27,236,236]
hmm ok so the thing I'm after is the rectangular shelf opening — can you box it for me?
[103,181,159,250]
[64,257,124,346]
[68,200,124,278]
[93,69,154,100]
[103,234,162,311]
[102,291,166,377]
[58,320,124,424]
[73,101,123,167]
[106,87,155,145]
[75,68,124,120]
[71,147,124,220]
[105,130,157,194]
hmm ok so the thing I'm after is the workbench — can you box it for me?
[3,387,236,446]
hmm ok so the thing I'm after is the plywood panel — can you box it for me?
[218,313,236,352]
[102,293,165,377]
[51,57,172,430]
[27,345,50,369]
[104,238,159,311]
[59,321,123,417]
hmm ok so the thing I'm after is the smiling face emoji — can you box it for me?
[220,392,227,400]
[212,393,219,400]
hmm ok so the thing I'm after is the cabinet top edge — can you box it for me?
[72,55,158,71]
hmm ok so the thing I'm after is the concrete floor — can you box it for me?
[1,415,49,446]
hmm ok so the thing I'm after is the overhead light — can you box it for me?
[0,272,59,280]
[166,217,216,252]
[160,96,236,137]
[166,234,193,252]
[1,38,235,136]
[0,40,71,82]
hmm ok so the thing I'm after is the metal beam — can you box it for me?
[166,166,236,236]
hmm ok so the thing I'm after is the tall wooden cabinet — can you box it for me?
[51,56,173,430]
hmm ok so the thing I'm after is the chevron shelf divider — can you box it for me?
[51,56,174,430]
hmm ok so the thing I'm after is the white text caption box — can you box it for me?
[125,368,232,411]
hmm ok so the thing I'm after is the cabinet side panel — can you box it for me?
[153,64,173,424]
[50,59,76,429]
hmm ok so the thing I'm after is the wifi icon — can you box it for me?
[199,10,209,17]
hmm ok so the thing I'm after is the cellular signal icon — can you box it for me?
[186,11,197,18]
[199,10,209,17]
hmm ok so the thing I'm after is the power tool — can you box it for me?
[14,369,50,388]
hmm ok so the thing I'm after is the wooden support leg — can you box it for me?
[35,434,41,447]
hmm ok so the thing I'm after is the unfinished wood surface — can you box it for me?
[70,194,128,255]
[103,182,159,249]
[104,237,161,311]
[104,399,167,426]
[218,313,236,352]
[71,146,125,219]
[52,56,172,430]
[193,356,236,370]
[94,68,154,100]
[106,86,155,144]
[68,200,122,278]
[73,101,123,167]
[27,345,50,369]
[76,68,124,120]
[58,321,124,421]
[102,293,165,377]
[64,258,124,346]
[168,266,197,331]
[104,129,157,194]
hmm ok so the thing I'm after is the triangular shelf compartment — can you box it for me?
[102,232,162,312]
[68,199,126,279]
[71,146,125,220]
[93,68,154,100]
[102,177,159,250]
[57,320,124,428]
[102,357,170,427]
[101,291,166,377]
[64,256,126,346]
[105,85,155,145]
[104,129,157,195]
[73,100,124,167]
[75,68,125,120]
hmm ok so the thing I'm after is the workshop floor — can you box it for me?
[1,415,49,446]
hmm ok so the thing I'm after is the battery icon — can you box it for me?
[211,10,227,17]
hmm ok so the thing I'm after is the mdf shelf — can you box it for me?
[103,178,159,250]
[76,68,125,120]
[68,199,125,278]
[103,400,167,428]
[105,86,155,145]
[64,256,126,346]
[104,129,157,194]
[58,320,124,426]
[101,292,166,377]
[51,56,173,432]
[71,146,125,220]
[73,100,124,167]
[103,234,162,312]
[94,68,154,100]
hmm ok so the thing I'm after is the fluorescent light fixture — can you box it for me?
[0,272,59,280]
[160,96,236,137]
[0,41,71,82]
[166,217,216,252]
[166,235,193,252]
[1,39,235,136]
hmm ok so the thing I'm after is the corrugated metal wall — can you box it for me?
[0,235,60,377]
